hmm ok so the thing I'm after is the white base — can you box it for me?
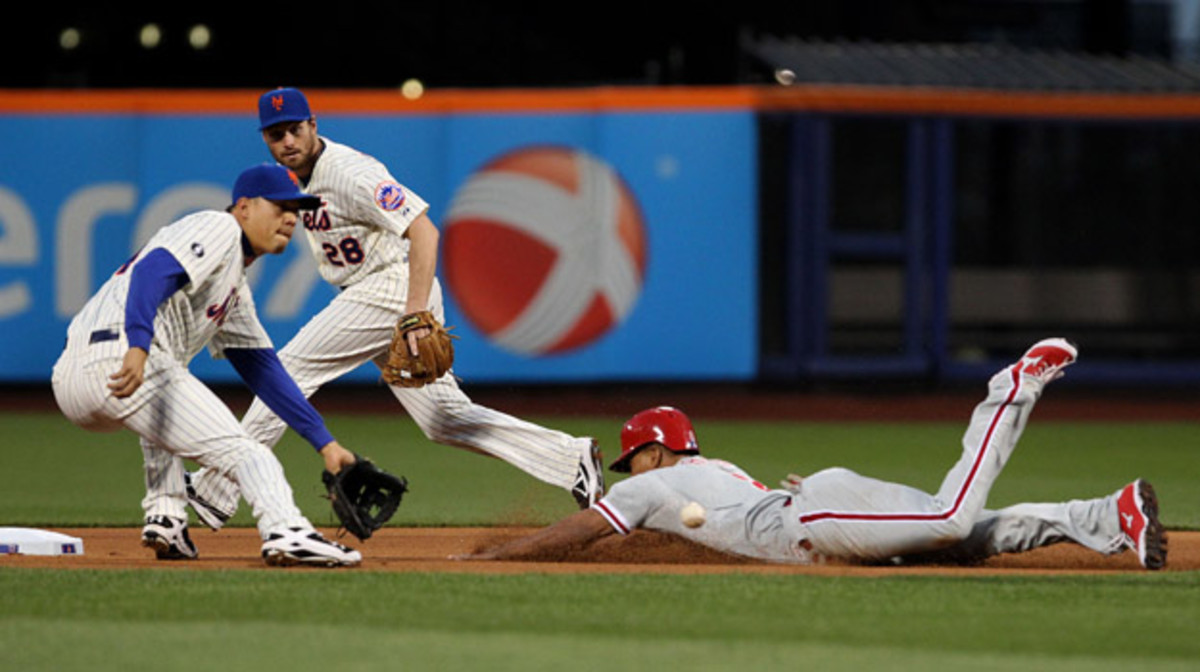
[0,528,85,556]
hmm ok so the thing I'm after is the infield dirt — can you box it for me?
[2,527,1195,575]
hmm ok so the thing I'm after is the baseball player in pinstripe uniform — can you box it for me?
[460,339,1168,570]
[52,164,364,567]
[186,87,603,530]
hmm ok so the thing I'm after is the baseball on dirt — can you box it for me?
[680,502,706,528]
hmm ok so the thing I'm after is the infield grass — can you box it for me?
[1,410,1197,528]
[2,406,1198,671]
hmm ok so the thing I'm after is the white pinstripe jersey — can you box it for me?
[67,210,272,362]
[298,138,430,304]
[594,457,814,564]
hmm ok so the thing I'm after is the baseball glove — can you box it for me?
[380,310,456,388]
[322,455,408,541]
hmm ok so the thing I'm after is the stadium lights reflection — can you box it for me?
[401,78,425,100]
[59,27,81,51]
[189,24,211,49]
[139,24,162,49]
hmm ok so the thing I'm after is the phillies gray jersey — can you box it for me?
[66,210,272,361]
[299,137,430,305]
[595,363,1135,567]
[595,457,814,564]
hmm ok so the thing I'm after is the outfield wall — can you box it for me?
[0,89,759,384]
[4,87,1200,386]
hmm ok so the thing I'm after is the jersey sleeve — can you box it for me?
[592,474,671,535]
[225,347,334,450]
[152,212,241,288]
[208,278,273,357]
[124,248,190,350]
[350,165,431,239]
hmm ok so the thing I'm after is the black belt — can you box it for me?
[88,329,120,344]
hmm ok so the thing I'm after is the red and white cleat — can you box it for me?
[1014,338,1078,384]
[1117,479,1167,570]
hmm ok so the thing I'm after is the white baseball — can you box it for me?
[680,502,706,528]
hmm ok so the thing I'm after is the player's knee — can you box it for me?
[415,415,460,444]
[412,403,474,445]
[937,513,977,543]
[202,437,268,475]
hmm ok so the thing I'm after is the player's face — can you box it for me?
[240,197,299,256]
[628,446,663,476]
[262,119,320,177]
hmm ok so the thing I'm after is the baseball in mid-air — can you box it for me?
[680,501,706,528]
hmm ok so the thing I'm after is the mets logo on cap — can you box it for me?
[375,181,406,211]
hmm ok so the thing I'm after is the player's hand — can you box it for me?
[405,326,431,356]
[318,440,358,475]
[108,347,148,398]
[780,473,804,493]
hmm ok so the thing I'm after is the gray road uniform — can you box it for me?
[594,366,1131,565]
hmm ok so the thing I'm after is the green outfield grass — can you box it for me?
[2,408,1197,672]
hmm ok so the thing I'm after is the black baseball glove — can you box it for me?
[322,455,408,541]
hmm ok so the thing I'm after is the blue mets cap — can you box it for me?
[232,164,322,209]
[258,87,312,130]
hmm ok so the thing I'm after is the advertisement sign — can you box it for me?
[0,105,757,383]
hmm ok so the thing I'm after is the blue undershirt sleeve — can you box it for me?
[225,348,335,451]
[125,248,190,351]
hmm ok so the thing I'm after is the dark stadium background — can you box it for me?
[3,2,1165,89]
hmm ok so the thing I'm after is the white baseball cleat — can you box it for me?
[261,527,362,568]
[1014,338,1078,384]
[571,439,606,509]
[1117,479,1167,570]
[141,515,198,560]
[184,471,232,531]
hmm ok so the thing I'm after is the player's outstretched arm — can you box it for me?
[455,509,615,561]
[225,347,336,451]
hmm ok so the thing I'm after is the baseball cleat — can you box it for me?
[571,439,606,509]
[185,471,232,531]
[1014,338,1078,384]
[261,527,362,568]
[1117,479,1167,570]
[141,515,198,560]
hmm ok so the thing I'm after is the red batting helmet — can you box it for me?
[609,406,700,473]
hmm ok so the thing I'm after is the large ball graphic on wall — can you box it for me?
[443,146,647,356]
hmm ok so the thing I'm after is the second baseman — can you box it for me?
[187,88,604,529]
[459,339,1167,570]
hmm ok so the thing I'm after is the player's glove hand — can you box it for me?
[380,310,457,388]
[780,473,804,494]
[322,455,408,541]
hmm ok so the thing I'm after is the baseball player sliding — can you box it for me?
[459,339,1168,570]
[186,87,603,530]
[52,164,364,567]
